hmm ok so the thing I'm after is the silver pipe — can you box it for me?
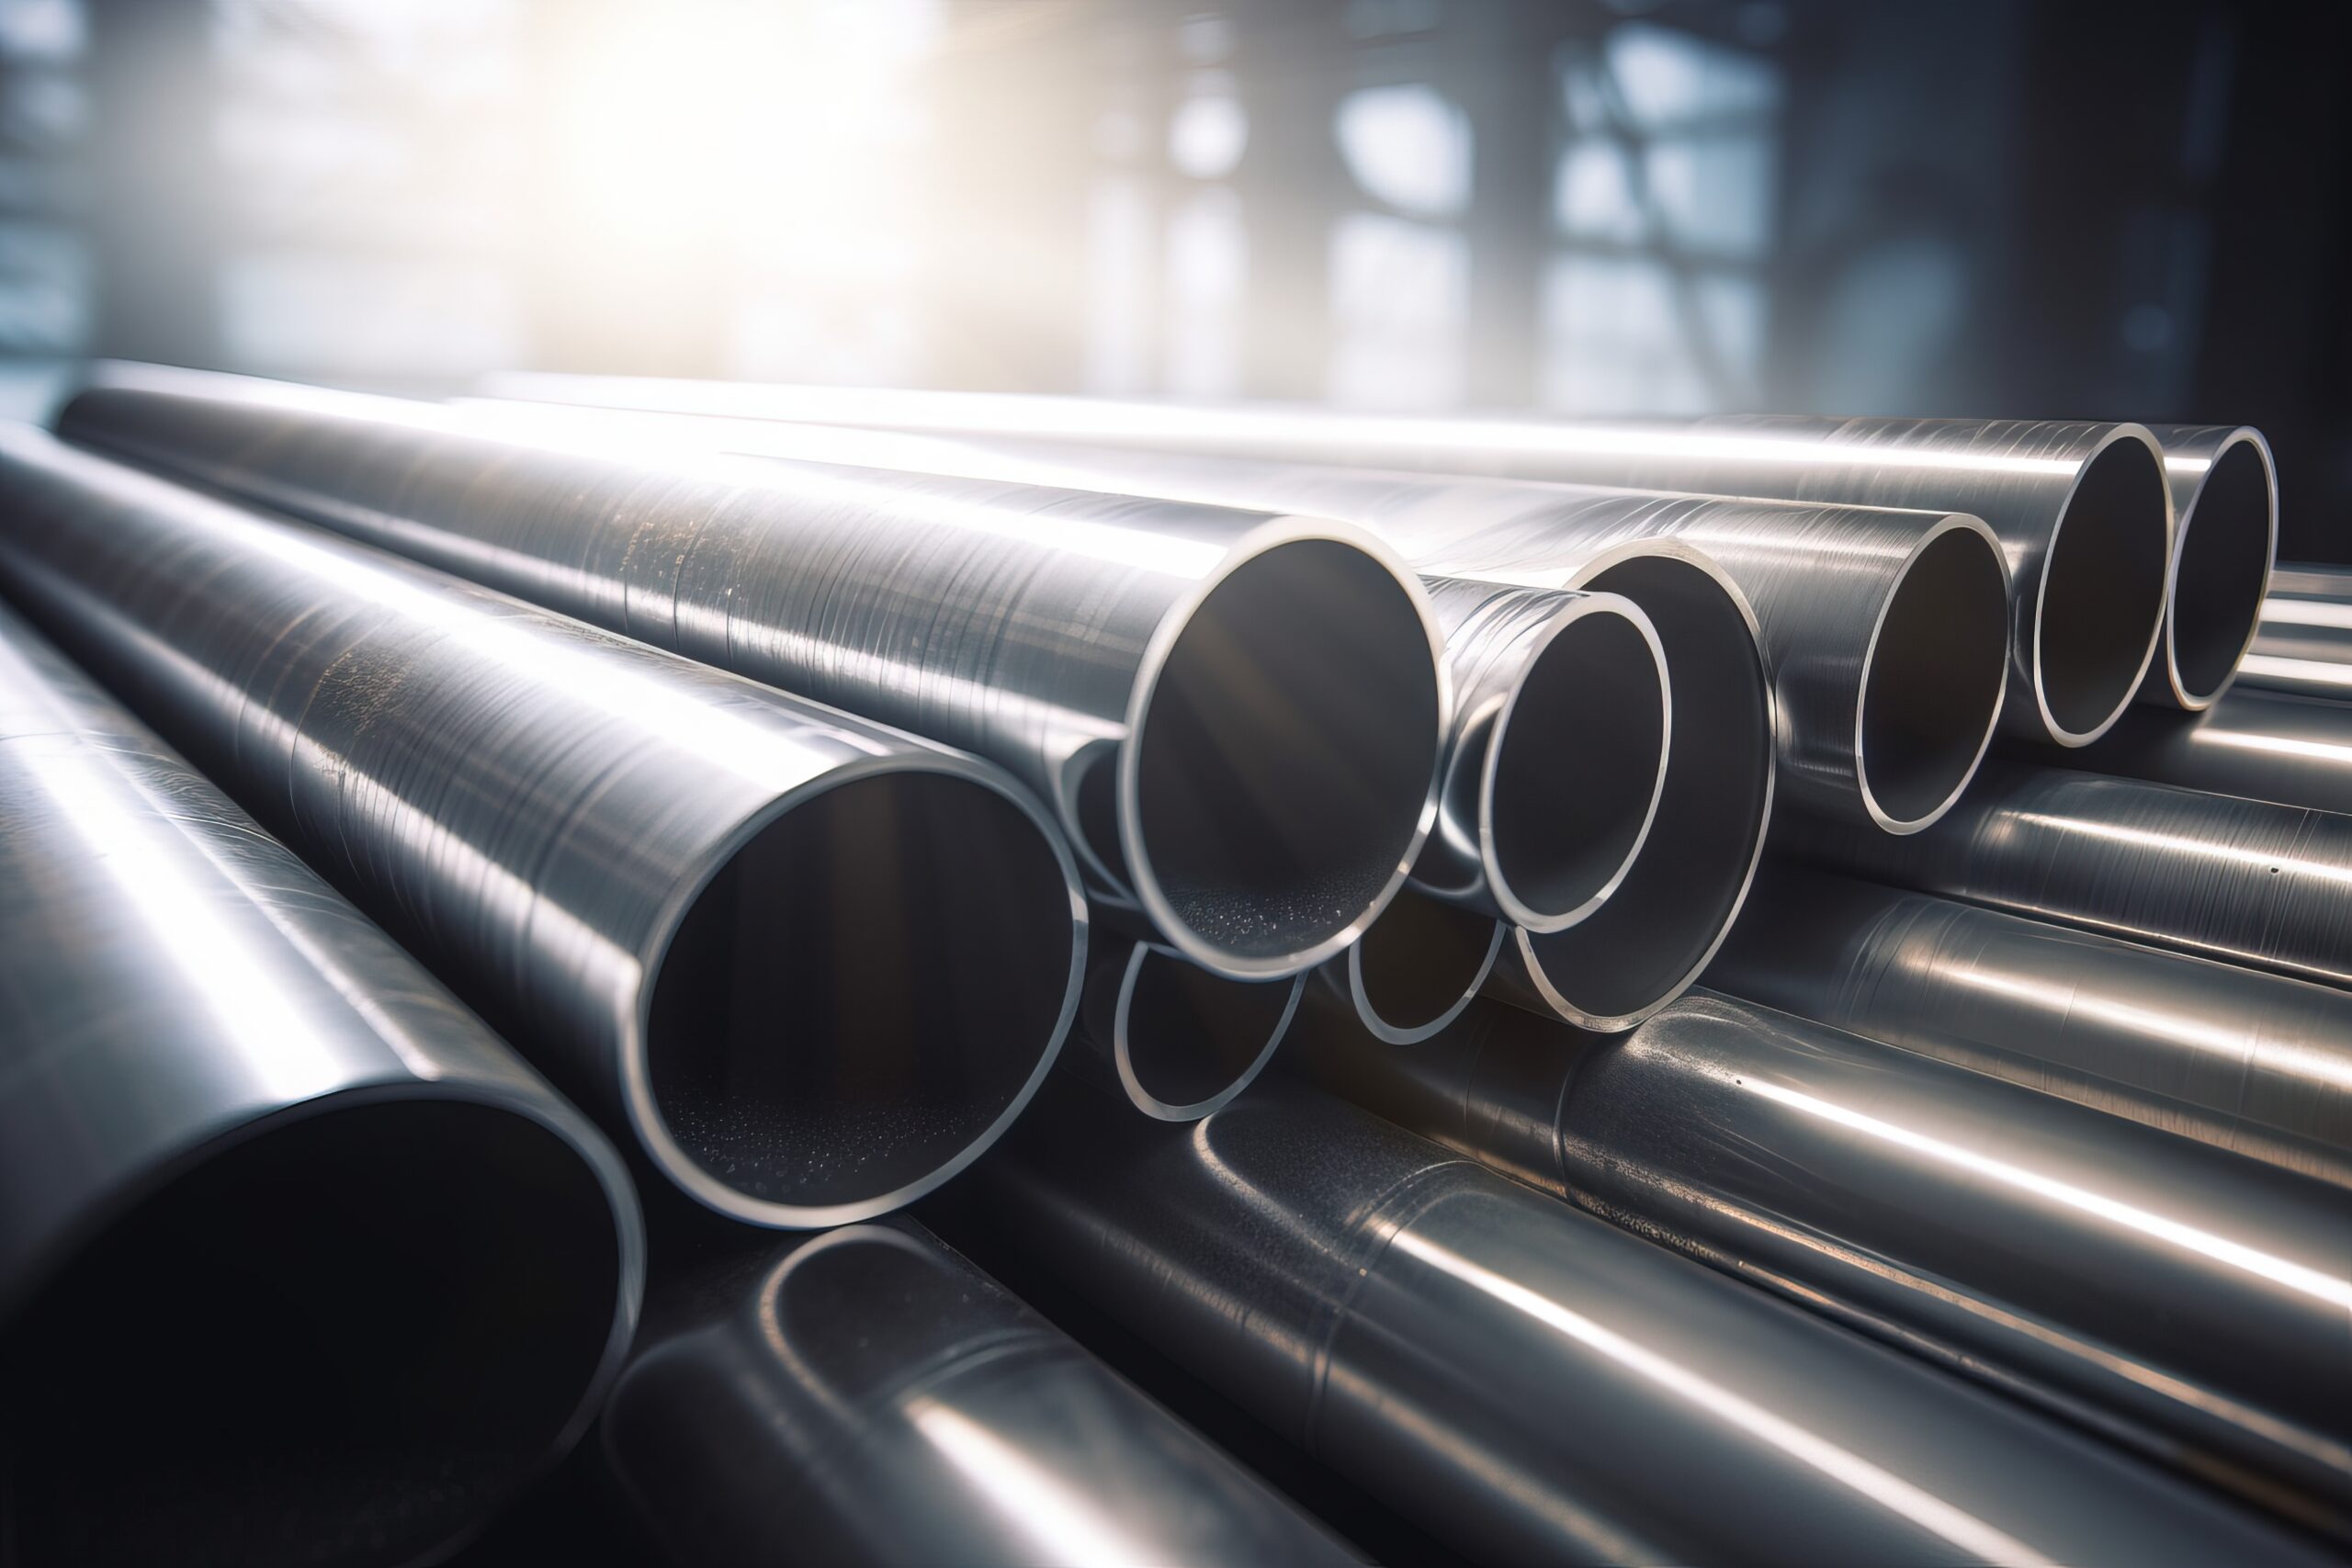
[481,378,2164,748]
[2146,425,2278,709]
[1706,863,2352,1186]
[462,397,1996,836]
[2056,686,2352,819]
[1073,936,1304,1121]
[58,368,1448,981]
[1290,991,2352,1539]
[0,601,644,1568]
[2242,561,2352,700]
[1313,889,1505,1046]
[1780,758,2352,991]
[0,426,1086,1230]
[970,1072,2335,1566]
[605,1217,1360,1568]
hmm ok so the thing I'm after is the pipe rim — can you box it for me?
[1114,942,1306,1120]
[626,753,1087,1229]
[1853,513,2011,833]
[2163,428,2278,710]
[2031,423,2172,745]
[1119,514,1448,980]
[1346,902,1507,1046]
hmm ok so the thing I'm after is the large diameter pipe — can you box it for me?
[1781,759,2352,991]
[2146,424,2278,708]
[2241,561,2352,699]
[464,399,1999,836]
[57,371,1448,980]
[605,1217,1360,1568]
[0,427,1086,1229]
[1073,937,1304,1121]
[1706,863,2352,1186]
[2067,685,2352,819]
[484,378,2164,748]
[1314,889,1505,1045]
[967,1073,2332,1566]
[1291,992,2352,1539]
[0,603,644,1568]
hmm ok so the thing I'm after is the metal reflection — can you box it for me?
[1074,936,1305,1121]
[2144,424,2278,709]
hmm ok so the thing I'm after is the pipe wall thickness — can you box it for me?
[2145,424,2278,709]
[1073,937,1304,1121]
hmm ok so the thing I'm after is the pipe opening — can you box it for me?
[0,1100,624,1568]
[1119,945,1302,1117]
[2039,435,2170,739]
[1132,537,1442,972]
[2170,436,2277,705]
[1351,891,1505,1043]
[1488,605,1667,923]
[1517,556,1770,1027]
[646,770,1079,1222]
[1860,523,2009,829]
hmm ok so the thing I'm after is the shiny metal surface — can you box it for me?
[2145,425,2278,708]
[59,368,1448,981]
[1315,889,1505,1045]
[1074,937,1304,1121]
[973,1072,2333,1566]
[2064,685,2352,819]
[2243,561,2352,699]
[1292,991,2352,1537]
[605,1217,1358,1568]
[0,425,1086,1230]
[1707,863,2352,1185]
[467,396,1996,835]
[1781,758,2352,990]
[0,601,643,1568]
[484,378,2165,750]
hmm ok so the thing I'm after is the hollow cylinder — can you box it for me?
[2068,685,2352,819]
[2242,561,2352,699]
[1706,863,2352,1186]
[0,426,1086,1230]
[480,381,2163,750]
[0,602,644,1568]
[56,369,1447,981]
[1781,759,2352,991]
[605,1217,1360,1568]
[2145,424,2278,708]
[967,1073,2333,1567]
[1073,936,1304,1121]
[1313,889,1505,1046]
[1291,991,2352,1539]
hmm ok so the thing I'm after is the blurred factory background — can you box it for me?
[0,0,2344,558]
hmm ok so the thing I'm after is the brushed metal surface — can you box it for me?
[2067,685,2352,820]
[1291,991,2352,1539]
[2242,561,2352,700]
[968,1073,2333,1566]
[605,1218,1360,1568]
[0,601,643,1568]
[0,425,1085,1230]
[2144,424,2278,708]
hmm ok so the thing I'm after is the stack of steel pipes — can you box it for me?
[1,362,2340,1564]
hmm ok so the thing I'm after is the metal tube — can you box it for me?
[2146,425,2278,708]
[1705,863,2352,1185]
[605,1216,1359,1568]
[58,368,1448,981]
[483,378,2163,750]
[0,426,1086,1230]
[969,1072,2333,1566]
[2242,561,2352,699]
[1313,889,1505,1045]
[1290,992,2352,1538]
[0,602,644,1568]
[1780,759,2352,991]
[1073,937,1304,1121]
[2049,685,2352,819]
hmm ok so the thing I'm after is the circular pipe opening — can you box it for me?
[641,767,1082,1226]
[1486,601,1669,929]
[2167,434,2278,706]
[1117,944,1304,1120]
[1858,519,2010,831]
[2036,433,2171,741]
[0,1098,628,1568]
[1513,552,1773,1030]
[1126,532,1444,977]
[1348,890,1506,1045]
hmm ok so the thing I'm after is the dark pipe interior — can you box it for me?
[1860,526,2009,826]
[2039,438,2171,737]
[2170,439,2276,703]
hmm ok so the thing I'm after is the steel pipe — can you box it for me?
[1073,937,1304,1121]
[0,427,1086,1229]
[1291,992,2352,1538]
[605,1217,1359,1567]
[967,1072,2333,1566]
[1706,863,2352,1186]
[1313,890,1505,1045]
[2242,561,2352,699]
[0,603,643,1568]
[2146,424,2278,708]
[58,369,1448,981]
[484,379,2165,748]
[1780,759,2352,991]
[2066,685,2352,820]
